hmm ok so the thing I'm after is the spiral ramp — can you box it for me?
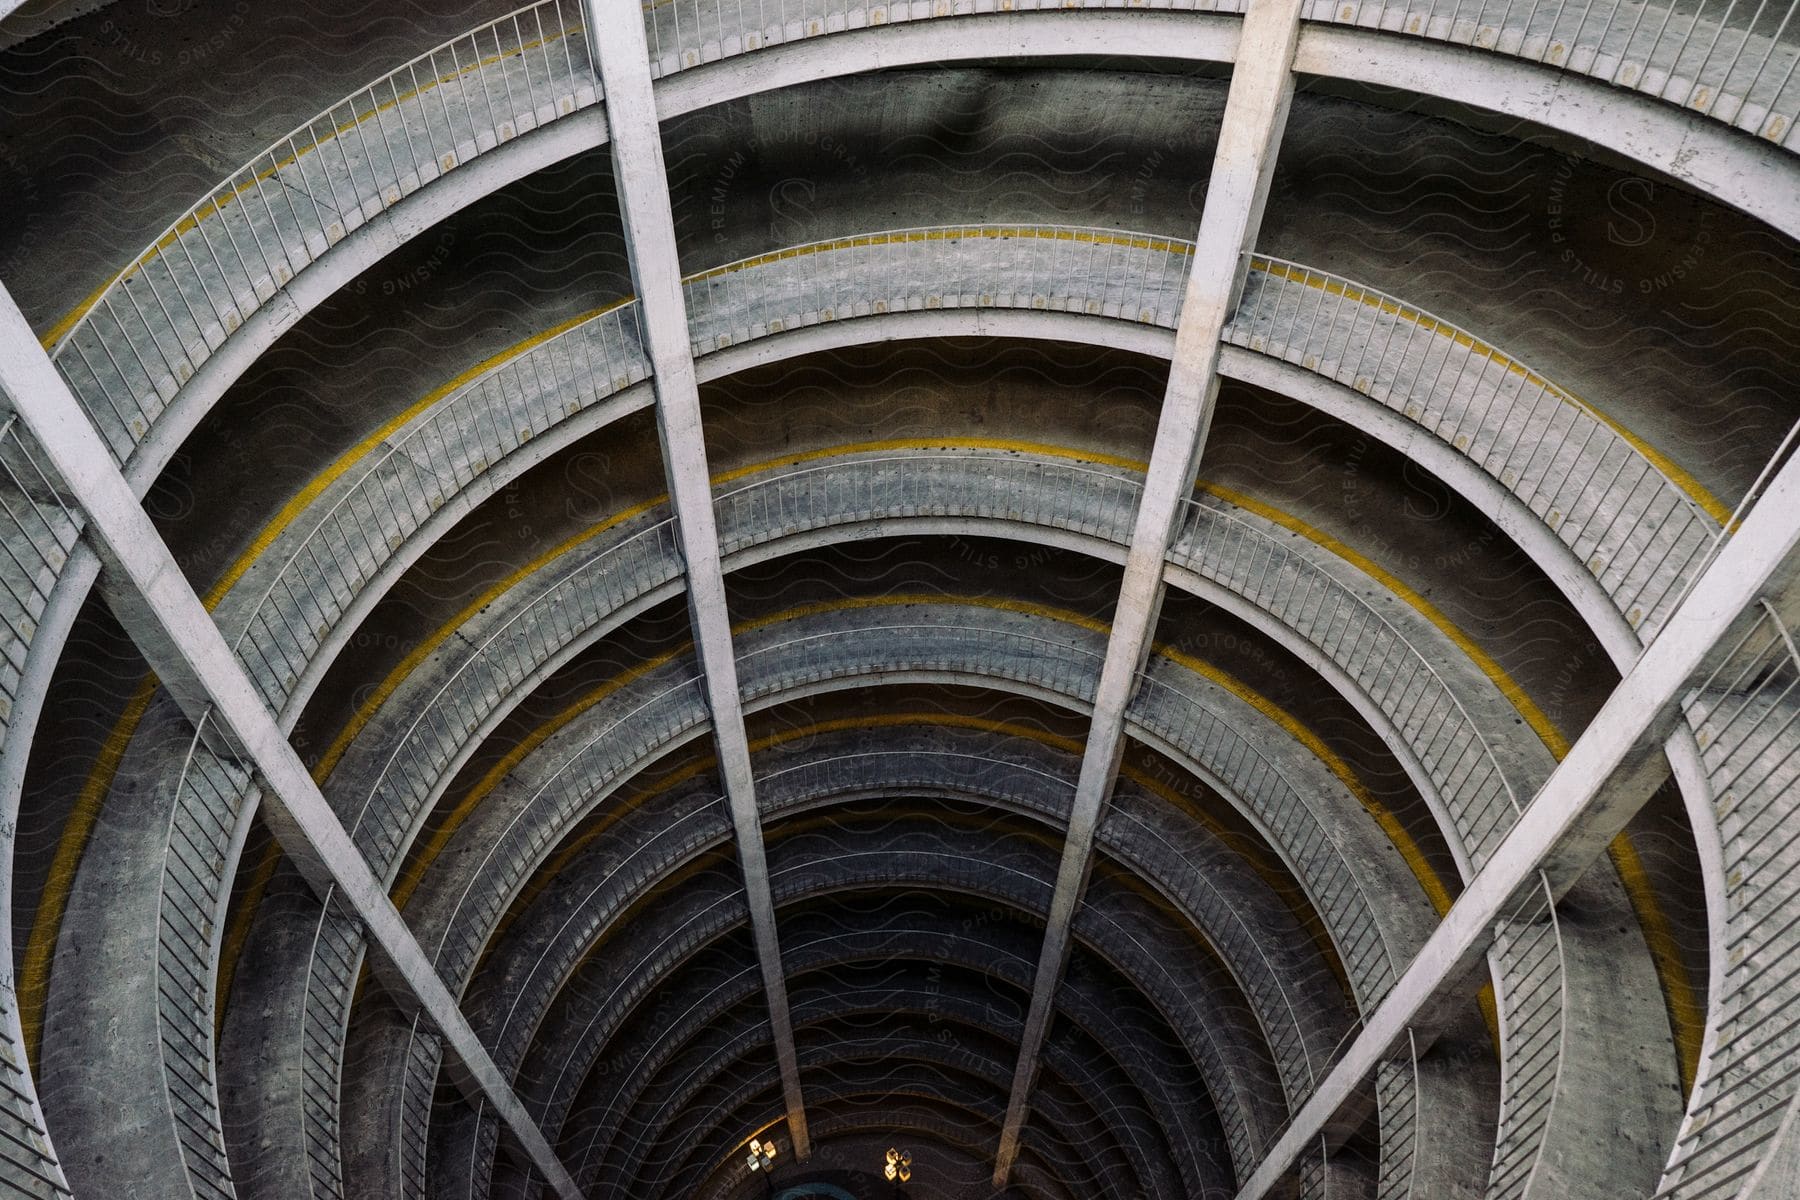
[0,1,1797,1197]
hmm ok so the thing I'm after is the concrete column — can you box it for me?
[582,0,810,1159]
[991,0,1304,1186]
[1231,448,1800,1200]
[0,281,589,1200]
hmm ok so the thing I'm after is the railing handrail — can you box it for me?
[46,0,584,362]
[1173,490,1525,835]
[349,511,675,839]
[153,707,235,1200]
[229,299,643,665]
[1243,253,1718,534]
[686,221,1195,287]
[349,448,1125,838]
[1130,665,1399,1002]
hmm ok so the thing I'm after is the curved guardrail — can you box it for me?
[0,421,79,1200]
[1169,495,1524,869]
[1378,1033,1422,1200]
[1228,256,1722,640]
[686,227,1718,646]
[1486,876,1569,1200]
[605,842,1196,1197]
[521,748,1306,1184]
[1300,0,1800,150]
[562,843,1242,1197]
[543,748,1293,1193]
[1127,664,1400,1010]
[44,0,598,468]
[0,421,80,759]
[42,224,1723,1200]
[1657,603,1800,1200]
[188,230,1680,1200]
[227,301,650,712]
[640,0,1249,78]
[375,604,1396,1190]
[157,712,254,1200]
[275,449,1463,1200]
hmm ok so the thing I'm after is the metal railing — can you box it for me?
[0,419,81,763]
[148,437,1589,1200]
[1100,799,1340,1094]
[589,843,1215,1197]
[0,973,67,1199]
[0,423,82,1198]
[585,924,1031,1200]
[420,612,1108,986]
[1127,665,1399,1012]
[1657,603,1800,1199]
[1377,1031,1422,1200]
[348,449,1137,885]
[684,224,1191,355]
[1069,884,1272,1178]
[532,882,752,1190]
[380,606,1399,1194]
[228,300,650,714]
[1484,874,1568,1200]
[1301,0,1800,148]
[273,449,1446,1200]
[641,0,1250,79]
[1231,257,1722,640]
[1170,495,1524,868]
[455,747,1301,1197]
[297,894,364,1200]
[96,225,1711,1200]
[482,797,731,1086]
[758,747,1339,1114]
[344,513,684,879]
[1284,1028,1420,1199]
[45,0,597,467]
[157,710,256,1200]
[288,453,1126,1200]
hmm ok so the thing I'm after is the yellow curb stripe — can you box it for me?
[38,23,587,351]
[1250,257,1731,526]
[395,593,1454,926]
[39,396,1694,1087]
[17,674,158,1061]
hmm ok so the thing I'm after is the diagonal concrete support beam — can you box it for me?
[1232,447,1800,1200]
[0,282,589,1199]
[583,0,811,1159]
[991,0,1304,1185]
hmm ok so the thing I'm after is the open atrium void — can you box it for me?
[0,0,1798,1196]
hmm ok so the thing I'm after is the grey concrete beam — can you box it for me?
[582,0,811,1160]
[1232,446,1800,1200]
[0,280,589,1200]
[991,0,1305,1185]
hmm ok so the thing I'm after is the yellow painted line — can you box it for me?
[38,23,587,351]
[312,437,1131,786]
[1200,476,1699,1084]
[395,592,1456,925]
[17,674,158,1061]
[1250,257,1732,526]
[497,712,1348,989]
[37,379,1694,1083]
[206,300,624,606]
